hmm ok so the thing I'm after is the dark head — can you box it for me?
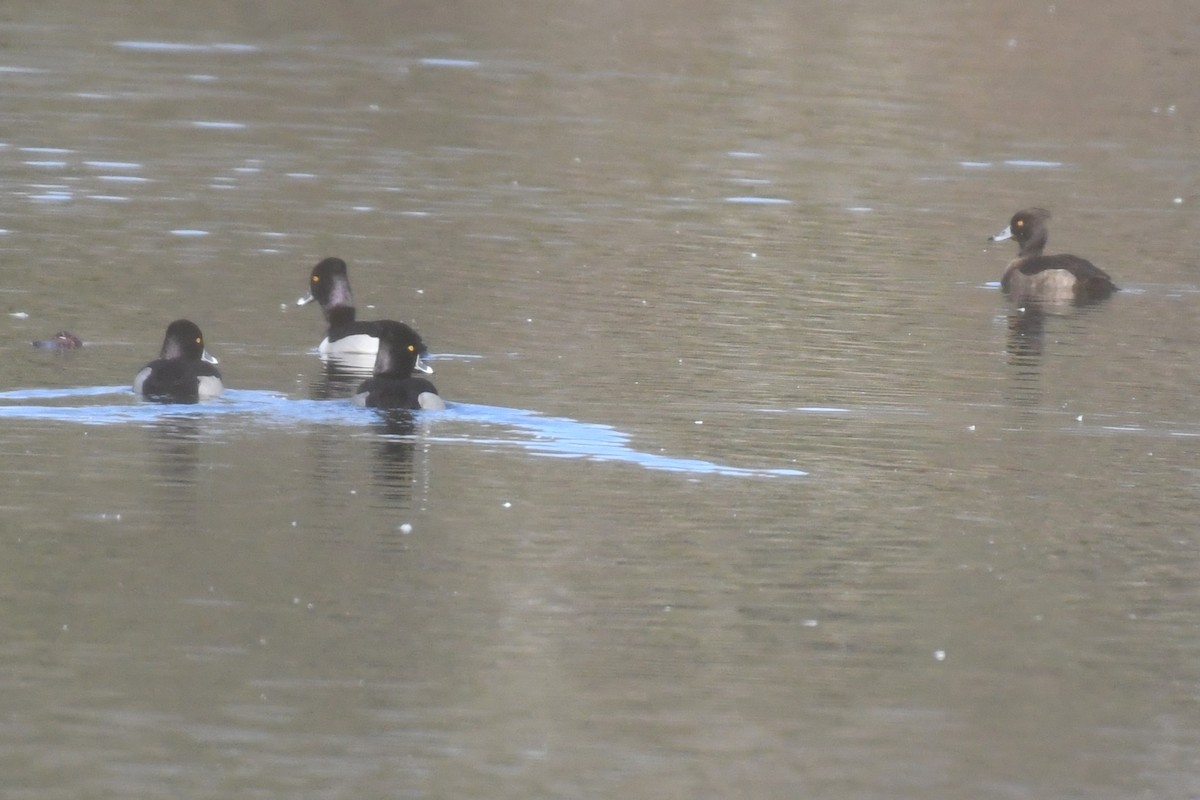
[373,320,431,377]
[989,208,1052,257]
[297,257,355,323]
[160,319,218,364]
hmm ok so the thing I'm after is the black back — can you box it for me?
[354,320,441,410]
[139,357,221,403]
[137,319,221,403]
[356,374,441,409]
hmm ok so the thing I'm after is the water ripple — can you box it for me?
[0,387,804,479]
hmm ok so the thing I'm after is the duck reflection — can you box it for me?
[146,415,204,529]
[308,354,373,399]
[150,415,203,486]
[1006,303,1047,363]
[1003,299,1113,408]
[372,410,424,507]
[1004,304,1046,407]
[306,344,438,513]
[299,406,431,525]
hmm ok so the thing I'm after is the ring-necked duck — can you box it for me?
[989,208,1117,304]
[133,319,222,403]
[353,321,446,410]
[296,257,430,365]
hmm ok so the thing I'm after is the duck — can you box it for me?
[32,331,83,350]
[353,320,446,410]
[296,257,430,365]
[133,319,222,403]
[989,208,1117,304]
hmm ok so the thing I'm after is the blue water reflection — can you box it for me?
[0,387,805,478]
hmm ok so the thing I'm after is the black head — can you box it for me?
[298,257,355,315]
[990,208,1051,256]
[373,320,427,377]
[159,319,216,363]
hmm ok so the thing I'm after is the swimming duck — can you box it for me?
[32,331,83,350]
[353,320,445,410]
[133,319,222,403]
[989,208,1117,304]
[297,257,430,363]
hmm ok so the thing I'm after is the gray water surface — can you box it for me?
[4,3,1200,798]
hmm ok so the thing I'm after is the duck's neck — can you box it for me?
[374,348,417,378]
[1019,229,1048,257]
[323,277,356,322]
[326,305,356,327]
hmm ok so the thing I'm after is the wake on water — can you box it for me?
[0,386,806,479]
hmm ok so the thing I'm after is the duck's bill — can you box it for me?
[296,292,315,306]
[414,355,434,375]
[989,226,1013,242]
[201,348,219,365]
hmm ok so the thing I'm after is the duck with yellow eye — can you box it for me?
[353,320,445,410]
[989,208,1118,305]
[133,319,223,403]
[297,256,426,361]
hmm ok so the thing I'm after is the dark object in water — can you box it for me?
[989,208,1117,305]
[133,319,222,403]
[32,331,83,350]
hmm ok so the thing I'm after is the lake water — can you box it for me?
[3,3,1200,798]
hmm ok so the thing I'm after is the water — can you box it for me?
[0,387,804,477]
[3,3,1200,798]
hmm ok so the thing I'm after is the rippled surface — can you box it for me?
[0,387,804,477]
[4,3,1200,798]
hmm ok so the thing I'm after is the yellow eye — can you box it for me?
[407,344,415,353]
[1015,219,1024,228]
[312,275,319,283]
[195,337,203,345]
